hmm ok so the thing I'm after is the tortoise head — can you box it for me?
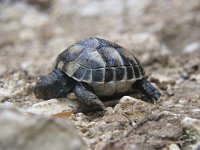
[34,69,75,100]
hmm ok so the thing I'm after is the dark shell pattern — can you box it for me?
[54,37,145,96]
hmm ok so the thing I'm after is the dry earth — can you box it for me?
[0,0,200,150]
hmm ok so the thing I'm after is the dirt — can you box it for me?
[0,0,200,150]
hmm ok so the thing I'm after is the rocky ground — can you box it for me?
[0,0,200,150]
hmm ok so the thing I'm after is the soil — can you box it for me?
[0,0,200,149]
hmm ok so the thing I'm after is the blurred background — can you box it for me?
[1,0,200,76]
[0,1,200,149]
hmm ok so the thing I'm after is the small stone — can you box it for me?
[183,42,200,53]
[13,72,21,80]
[166,84,174,96]
[95,121,108,130]
[161,44,171,56]
[184,59,200,74]
[175,78,184,85]
[190,74,200,83]
[163,111,181,117]
[181,117,200,135]
[174,104,184,108]
[106,107,115,115]
[17,80,26,86]
[128,144,137,150]
[192,109,200,112]
[180,71,189,79]
[119,96,142,104]
[26,98,80,115]
[178,99,187,105]
[181,117,200,147]
[169,143,180,150]
[73,113,87,121]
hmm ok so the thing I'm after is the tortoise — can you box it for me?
[34,37,161,110]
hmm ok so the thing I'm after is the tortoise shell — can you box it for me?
[54,37,145,96]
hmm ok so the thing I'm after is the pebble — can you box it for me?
[119,96,142,104]
[190,74,200,83]
[106,107,115,115]
[175,78,184,85]
[174,104,184,108]
[192,109,200,112]
[181,117,200,149]
[183,42,200,53]
[180,71,189,79]
[178,99,188,105]
[128,144,137,150]
[26,98,80,115]
[181,117,200,133]
[169,143,180,150]
[73,113,87,121]
[166,84,174,96]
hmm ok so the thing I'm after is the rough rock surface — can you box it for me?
[0,104,86,150]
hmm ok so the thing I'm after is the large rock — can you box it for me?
[0,105,86,150]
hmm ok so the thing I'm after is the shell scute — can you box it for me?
[75,47,105,69]
[105,68,114,82]
[126,66,134,80]
[92,68,105,83]
[72,66,87,81]
[82,69,92,82]
[115,67,125,81]
[58,44,85,63]
[97,46,124,67]
[133,65,141,79]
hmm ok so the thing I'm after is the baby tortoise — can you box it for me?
[34,37,161,110]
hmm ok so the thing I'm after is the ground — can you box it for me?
[0,0,200,150]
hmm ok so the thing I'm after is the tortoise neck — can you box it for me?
[53,69,75,93]
[53,69,68,88]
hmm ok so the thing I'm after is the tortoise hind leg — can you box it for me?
[73,83,105,110]
[135,79,161,103]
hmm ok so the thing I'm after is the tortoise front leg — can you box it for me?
[73,83,105,110]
